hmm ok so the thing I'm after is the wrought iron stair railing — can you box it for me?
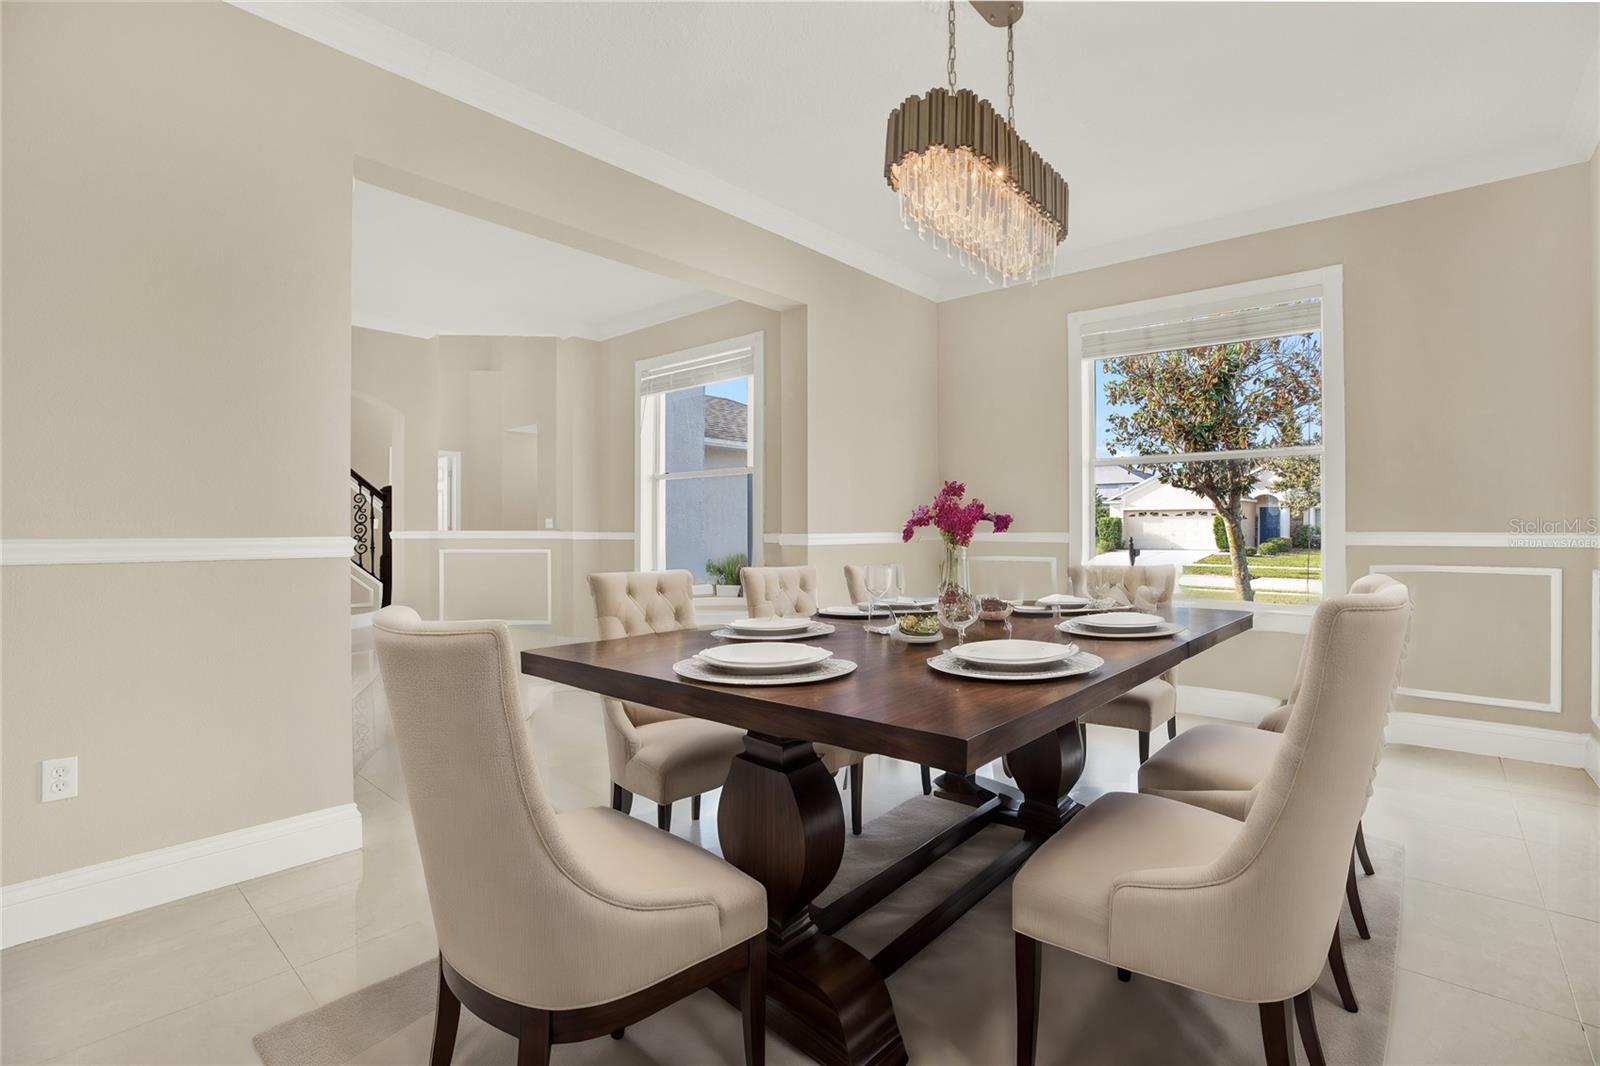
[350,469,392,607]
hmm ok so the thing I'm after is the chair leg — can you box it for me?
[1293,990,1327,1066]
[1327,928,1358,1013]
[1116,968,1131,982]
[1345,857,1371,940]
[610,783,632,814]
[611,1029,625,1040]
[1355,821,1375,876]
[429,958,461,1066]
[1015,932,1041,1066]
[1258,999,1298,1066]
[657,802,672,832]
[692,793,702,821]
[741,934,767,1066]
[516,1007,551,1066]
[849,762,864,836]
[1167,716,1178,740]
[921,764,933,796]
[1138,730,1150,764]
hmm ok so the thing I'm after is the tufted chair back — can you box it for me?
[740,565,819,618]
[843,564,906,606]
[588,570,699,639]
[1067,563,1178,606]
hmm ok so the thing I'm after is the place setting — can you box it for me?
[1056,610,1188,640]
[927,638,1104,682]
[671,640,857,686]
[710,615,836,641]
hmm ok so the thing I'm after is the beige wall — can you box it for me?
[941,162,1599,735]
[2,1,936,885]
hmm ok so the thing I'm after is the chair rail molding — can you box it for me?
[1348,531,1600,548]
[0,803,362,948]
[1371,563,1562,714]
[0,537,355,566]
[762,531,1070,547]
[392,529,635,541]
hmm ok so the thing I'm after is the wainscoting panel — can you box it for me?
[437,548,552,625]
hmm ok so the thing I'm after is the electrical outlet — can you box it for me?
[41,756,78,802]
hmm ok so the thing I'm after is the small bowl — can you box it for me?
[977,596,1014,621]
[896,612,941,637]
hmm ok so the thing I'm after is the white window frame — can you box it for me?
[437,450,462,532]
[1067,266,1345,633]
[634,332,765,574]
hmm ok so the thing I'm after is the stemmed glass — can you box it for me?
[862,564,892,630]
[937,586,980,644]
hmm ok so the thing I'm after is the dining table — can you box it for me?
[522,605,1253,1066]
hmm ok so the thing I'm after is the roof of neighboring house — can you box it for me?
[1096,464,1151,502]
[704,395,748,444]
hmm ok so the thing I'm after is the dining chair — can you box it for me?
[1068,563,1181,763]
[1012,581,1411,1066]
[590,570,746,832]
[1137,573,1409,986]
[739,565,873,832]
[843,563,933,797]
[371,607,768,1066]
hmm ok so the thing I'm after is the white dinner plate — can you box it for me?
[712,622,835,642]
[727,616,814,634]
[817,605,874,618]
[927,650,1103,682]
[1075,611,1165,631]
[948,639,1075,671]
[696,643,833,675]
[1057,619,1186,640]
[874,596,937,609]
[1035,594,1091,609]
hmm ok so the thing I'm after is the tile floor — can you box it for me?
[4,679,1598,1064]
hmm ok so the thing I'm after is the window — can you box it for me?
[636,334,763,582]
[1069,268,1343,619]
[437,451,461,531]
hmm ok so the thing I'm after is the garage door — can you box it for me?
[1124,512,1215,550]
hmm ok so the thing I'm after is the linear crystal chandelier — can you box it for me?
[884,1,1068,285]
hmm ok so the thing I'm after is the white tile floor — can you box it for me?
[4,683,1598,1065]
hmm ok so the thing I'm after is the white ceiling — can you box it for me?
[352,180,730,339]
[258,2,1600,303]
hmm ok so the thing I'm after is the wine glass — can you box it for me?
[937,586,980,644]
[862,564,892,628]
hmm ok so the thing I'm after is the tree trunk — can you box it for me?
[1217,498,1255,601]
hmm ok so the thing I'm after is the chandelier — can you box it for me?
[884,1,1068,285]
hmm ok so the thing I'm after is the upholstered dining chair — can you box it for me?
[1069,563,1181,762]
[1136,573,1409,994]
[740,565,874,832]
[371,607,768,1066]
[843,563,934,797]
[1012,581,1411,1066]
[590,570,745,832]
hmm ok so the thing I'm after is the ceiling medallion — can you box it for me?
[884,0,1068,286]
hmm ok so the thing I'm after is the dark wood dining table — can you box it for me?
[522,606,1252,1066]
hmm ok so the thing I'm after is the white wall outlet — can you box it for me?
[41,756,78,802]
[544,518,554,529]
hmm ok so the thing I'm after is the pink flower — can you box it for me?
[904,480,1012,547]
[991,512,1013,534]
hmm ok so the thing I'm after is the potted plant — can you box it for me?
[706,552,748,596]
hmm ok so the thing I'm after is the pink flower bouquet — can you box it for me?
[902,480,1013,546]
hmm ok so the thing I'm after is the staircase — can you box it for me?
[350,469,392,609]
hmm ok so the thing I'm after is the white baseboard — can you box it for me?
[1385,712,1589,768]
[1585,735,1600,791]
[0,803,362,949]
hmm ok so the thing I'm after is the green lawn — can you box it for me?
[1178,586,1318,605]
[1189,549,1321,575]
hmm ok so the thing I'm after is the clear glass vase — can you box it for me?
[936,540,976,640]
[938,540,970,600]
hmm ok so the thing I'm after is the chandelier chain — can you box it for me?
[947,0,957,90]
[1006,20,1015,125]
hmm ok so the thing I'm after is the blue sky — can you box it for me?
[704,377,749,403]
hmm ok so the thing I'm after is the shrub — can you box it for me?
[1212,514,1228,550]
[1259,537,1293,556]
[1291,524,1321,549]
[705,552,748,586]
[1243,546,1258,557]
[1095,516,1123,554]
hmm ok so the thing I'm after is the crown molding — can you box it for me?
[232,1,946,302]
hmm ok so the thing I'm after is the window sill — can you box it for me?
[1174,598,1314,634]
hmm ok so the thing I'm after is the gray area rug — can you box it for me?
[256,795,1402,1065]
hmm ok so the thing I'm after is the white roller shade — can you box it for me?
[1083,297,1322,361]
[639,345,755,395]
